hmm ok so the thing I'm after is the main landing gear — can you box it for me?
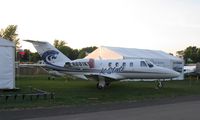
[96,82,111,89]
[48,76,55,80]
[155,80,164,89]
[96,77,111,89]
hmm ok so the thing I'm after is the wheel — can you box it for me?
[156,81,163,88]
[105,82,111,87]
[96,83,104,89]
[155,80,163,89]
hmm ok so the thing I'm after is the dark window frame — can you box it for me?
[130,62,133,67]
[140,61,147,67]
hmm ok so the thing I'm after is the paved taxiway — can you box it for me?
[26,100,200,120]
[1,96,200,120]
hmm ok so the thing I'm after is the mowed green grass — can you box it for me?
[1,75,200,109]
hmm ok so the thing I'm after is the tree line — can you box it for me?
[1,25,200,64]
[176,46,200,64]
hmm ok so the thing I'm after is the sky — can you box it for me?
[0,0,200,54]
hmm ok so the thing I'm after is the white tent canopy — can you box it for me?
[0,38,15,89]
[86,46,182,61]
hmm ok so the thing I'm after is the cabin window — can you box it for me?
[122,62,126,67]
[64,62,71,67]
[108,62,112,67]
[140,61,147,67]
[83,62,88,66]
[79,62,82,66]
[130,62,133,67]
[115,62,119,67]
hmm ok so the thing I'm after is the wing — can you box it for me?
[85,73,123,81]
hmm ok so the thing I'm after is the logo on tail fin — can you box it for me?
[42,50,59,65]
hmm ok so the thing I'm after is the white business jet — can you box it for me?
[24,40,180,89]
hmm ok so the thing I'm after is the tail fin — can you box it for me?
[24,40,71,66]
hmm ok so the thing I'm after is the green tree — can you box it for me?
[78,46,97,58]
[176,50,184,58]
[53,39,76,59]
[71,49,79,60]
[53,39,97,60]
[59,46,74,59]
[30,52,41,63]
[184,46,199,63]
[0,25,20,48]
[53,39,66,49]
[197,49,200,62]
[20,49,31,62]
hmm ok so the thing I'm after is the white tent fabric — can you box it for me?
[86,46,182,61]
[0,38,15,89]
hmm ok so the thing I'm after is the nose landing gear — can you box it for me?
[155,80,164,89]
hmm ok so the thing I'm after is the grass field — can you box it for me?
[0,75,200,109]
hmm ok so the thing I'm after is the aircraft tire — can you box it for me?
[157,81,163,88]
[105,82,111,87]
[96,83,104,89]
[155,80,163,89]
[160,82,163,88]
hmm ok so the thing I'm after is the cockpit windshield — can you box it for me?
[140,61,147,67]
[145,60,154,68]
